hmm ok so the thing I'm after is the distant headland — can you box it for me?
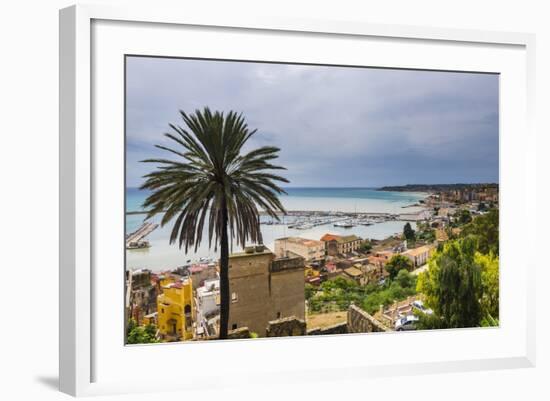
[378,183,499,192]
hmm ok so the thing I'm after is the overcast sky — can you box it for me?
[126,56,499,188]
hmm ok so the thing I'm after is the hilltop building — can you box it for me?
[402,245,434,267]
[157,276,194,341]
[320,233,362,256]
[274,236,325,262]
[228,245,305,336]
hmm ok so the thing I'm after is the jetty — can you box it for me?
[126,222,158,249]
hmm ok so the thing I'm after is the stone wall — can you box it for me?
[266,316,306,337]
[228,251,273,335]
[227,327,251,339]
[271,254,305,273]
[307,322,348,336]
[228,248,305,337]
[269,266,306,325]
[347,304,391,333]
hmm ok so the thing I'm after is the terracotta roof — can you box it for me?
[320,233,341,242]
[403,245,433,257]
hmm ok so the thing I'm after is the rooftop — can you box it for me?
[320,233,341,242]
[271,253,305,272]
[376,250,395,257]
[403,245,433,257]
[197,279,220,297]
[337,234,362,243]
[188,264,213,273]
[343,266,363,277]
[229,245,273,259]
[275,236,324,247]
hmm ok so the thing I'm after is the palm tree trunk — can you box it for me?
[219,199,230,339]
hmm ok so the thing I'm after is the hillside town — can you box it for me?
[125,184,499,343]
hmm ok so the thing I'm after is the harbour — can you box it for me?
[125,187,429,270]
[126,221,158,249]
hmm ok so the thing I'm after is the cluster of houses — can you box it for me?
[125,228,438,342]
[272,233,434,288]
[126,186,499,342]
[435,186,498,204]
[126,244,307,341]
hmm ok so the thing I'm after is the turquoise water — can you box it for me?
[127,187,424,214]
[126,187,426,271]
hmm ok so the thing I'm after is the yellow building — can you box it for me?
[157,277,194,341]
[304,266,320,279]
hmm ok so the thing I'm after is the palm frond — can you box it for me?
[141,107,288,252]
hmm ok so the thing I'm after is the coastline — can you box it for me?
[125,187,431,271]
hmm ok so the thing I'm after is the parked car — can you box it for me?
[411,300,433,315]
[395,315,419,331]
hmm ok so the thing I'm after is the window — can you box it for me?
[231,292,238,303]
[277,312,281,319]
[232,323,237,330]
[184,304,192,330]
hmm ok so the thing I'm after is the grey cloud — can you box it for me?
[126,57,498,188]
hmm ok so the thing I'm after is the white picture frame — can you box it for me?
[59,4,536,397]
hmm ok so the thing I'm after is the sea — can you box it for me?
[126,187,427,271]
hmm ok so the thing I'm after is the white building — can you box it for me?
[274,236,325,262]
[402,245,434,267]
[196,279,220,318]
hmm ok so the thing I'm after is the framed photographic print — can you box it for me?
[59,4,536,396]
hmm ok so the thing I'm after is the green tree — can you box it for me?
[476,252,499,321]
[360,240,372,253]
[126,320,159,344]
[141,108,288,339]
[416,237,482,328]
[361,278,417,314]
[461,208,499,255]
[457,209,472,225]
[417,228,436,243]
[305,283,316,301]
[395,269,416,288]
[403,222,416,242]
[385,254,413,280]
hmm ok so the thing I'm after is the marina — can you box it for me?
[261,210,406,230]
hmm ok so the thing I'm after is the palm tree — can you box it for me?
[140,107,288,339]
